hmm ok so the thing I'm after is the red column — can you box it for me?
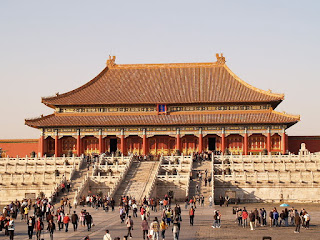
[198,134,203,153]
[244,133,248,155]
[143,134,148,156]
[176,134,181,153]
[77,135,81,156]
[39,136,44,157]
[55,135,59,157]
[282,132,287,154]
[120,135,125,154]
[98,135,103,154]
[267,132,271,153]
[221,133,225,154]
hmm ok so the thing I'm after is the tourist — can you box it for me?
[71,211,79,231]
[236,208,242,226]
[304,212,310,229]
[249,211,255,230]
[80,210,86,227]
[212,210,220,228]
[34,217,44,240]
[279,210,285,227]
[125,215,133,238]
[273,209,279,227]
[85,212,93,231]
[294,212,301,233]
[103,229,112,240]
[165,208,172,226]
[141,217,149,240]
[284,208,289,227]
[189,206,195,226]
[150,217,160,240]
[47,219,56,240]
[160,218,168,240]
[267,210,273,227]
[63,213,70,232]
[8,217,14,240]
[208,196,213,207]
[172,219,180,240]
[132,202,138,218]
[242,209,248,228]
[260,208,267,226]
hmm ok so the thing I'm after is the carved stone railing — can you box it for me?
[145,156,163,200]
[107,154,134,198]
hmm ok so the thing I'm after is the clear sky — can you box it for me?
[1,0,319,139]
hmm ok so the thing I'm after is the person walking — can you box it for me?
[304,212,310,229]
[34,217,44,240]
[27,216,35,239]
[125,216,133,238]
[172,220,180,240]
[294,212,301,233]
[71,211,79,231]
[141,217,149,240]
[189,206,195,226]
[85,212,92,231]
[150,217,160,240]
[249,211,255,231]
[63,214,70,232]
[242,209,248,228]
[160,218,168,240]
[8,217,14,240]
[103,229,112,240]
[47,219,56,240]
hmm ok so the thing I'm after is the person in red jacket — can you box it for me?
[34,217,43,240]
[63,214,70,232]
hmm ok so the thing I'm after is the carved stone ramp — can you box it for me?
[113,160,159,205]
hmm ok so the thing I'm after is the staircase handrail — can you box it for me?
[146,155,164,200]
[185,153,193,197]
[108,154,134,198]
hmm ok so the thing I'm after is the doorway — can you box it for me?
[110,138,117,153]
[208,138,216,151]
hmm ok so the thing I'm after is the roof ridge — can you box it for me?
[223,64,284,100]
[110,62,218,69]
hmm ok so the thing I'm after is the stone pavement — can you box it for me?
[2,203,320,240]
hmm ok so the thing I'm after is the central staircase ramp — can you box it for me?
[113,160,160,205]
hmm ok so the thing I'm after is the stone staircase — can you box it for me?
[189,160,212,200]
[113,160,159,205]
[53,166,92,207]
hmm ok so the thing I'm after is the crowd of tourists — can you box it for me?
[232,206,311,233]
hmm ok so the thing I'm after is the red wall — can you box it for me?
[288,136,320,154]
[0,139,39,157]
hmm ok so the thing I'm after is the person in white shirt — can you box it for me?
[103,229,112,240]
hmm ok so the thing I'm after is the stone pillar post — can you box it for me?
[221,128,226,154]
[142,129,148,156]
[198,128,203,153]
[98,129,103,154]
[244,128,248,155]
[267,127,271,153]
[76,129,82,157]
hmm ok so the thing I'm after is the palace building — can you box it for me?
[25,54,300,157]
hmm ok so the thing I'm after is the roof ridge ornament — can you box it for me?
[216,53,226,65]
[106,55,116,67]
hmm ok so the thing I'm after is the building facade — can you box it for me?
[25,54,300,157]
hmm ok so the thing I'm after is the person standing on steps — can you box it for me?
[47,219,56,240]
[8,217,14,240]
[71,211,79,231]
[125,215,133,238]
[189,206,195,226]
[103,229,112,240]
[141,217,149,240]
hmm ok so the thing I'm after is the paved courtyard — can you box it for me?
[2,203,320,240]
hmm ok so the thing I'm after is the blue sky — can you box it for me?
[1,0,319,138]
